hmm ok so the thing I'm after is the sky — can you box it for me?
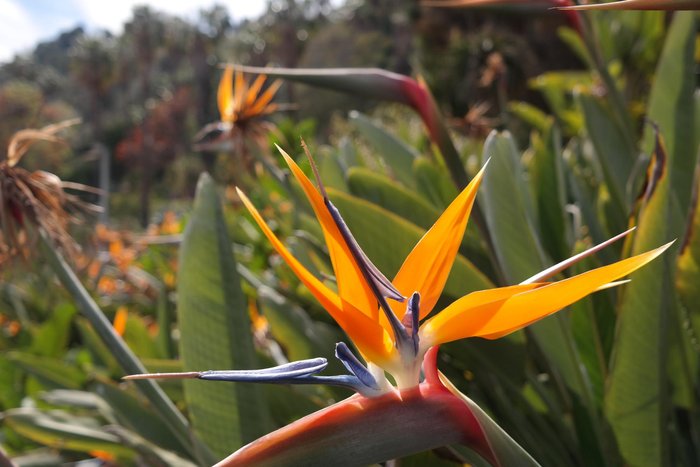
[0,0,268,63]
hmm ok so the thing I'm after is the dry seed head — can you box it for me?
[0,120,98,268]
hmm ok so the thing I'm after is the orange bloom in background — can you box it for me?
[113,306,129,337]
[237,144,671,389]
[159,211,181,235]
[193,66,285,153]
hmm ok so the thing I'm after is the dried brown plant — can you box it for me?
[0,119,98,266]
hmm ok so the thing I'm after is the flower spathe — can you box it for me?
[237,145,671,390]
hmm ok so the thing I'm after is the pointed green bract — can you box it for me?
[178,173,270,458]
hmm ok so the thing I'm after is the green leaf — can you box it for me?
[563,140,614,255]
[529,71,591,133]
[508,102,552,133]
[122,311,163,360]
[327,189,493,299]
[0,355,22,409]
[262,384,328,428]
[318,147,348,192]
[38,232,210,464]
[644,19,698,219]
[557,27,595,69]
[74,317,121,376]
[442,338,583,466]
[236,263,341,366]
[677,175,700,343]
[349,111,419,187]
[4,407,134,459]
[412,157,460,209]
[40,389,110,413]
[346,166,494,276]
[479,131,600,439]
[259,290,339,363]
[90,378,192,458]
[577,91,635,221]
[530,124,571,262]
[29,303,75,357]
[336,136,360,172]
[347,167,440,228]
[177,173,270,458]
[155,285,176,359]
[105,426,197,467]
[480,131,546,282]
[7,352,86,390]
[605,14,697,467]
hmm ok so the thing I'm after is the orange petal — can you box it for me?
[247,80,282,117]
[277,146,379,321]
[391,163,487,320]
[217,66,235,123]
[232,69,247,117]
[237,188,391,362]
[419,283,544,345]
[426,242,672,344]
[245,74,267,108]
[258,103,280,116]
[476,242,673,339]
[113,306,129,337]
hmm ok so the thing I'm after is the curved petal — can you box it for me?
[232,69,247,118]
[430,242,672,344]
[278,146,379,321]
[237,188,392,363]
[217,66,235,124]
[419,284,544,345]
[245,74,267,108]
[247,80,283,117]
[391,163,487,319]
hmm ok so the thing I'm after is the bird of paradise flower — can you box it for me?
[128,144,670,466]
[193,66,286,154]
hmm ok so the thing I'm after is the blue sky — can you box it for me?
[0,0,268,63]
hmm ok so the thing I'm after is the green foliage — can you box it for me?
[2,3,699,467]
[177,174,270,456]
[605,12,697,467]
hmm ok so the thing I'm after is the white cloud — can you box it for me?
[0,0,41,62]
